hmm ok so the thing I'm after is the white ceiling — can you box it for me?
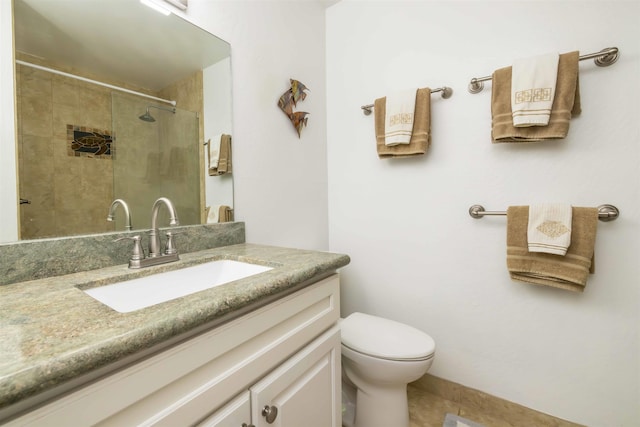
[320,0,341,7]
[14,0,230,92]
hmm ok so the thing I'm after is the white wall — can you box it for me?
[182,0,330,250]
[0,0,19,243]
[203,57,234,215]
[327,1,639,426]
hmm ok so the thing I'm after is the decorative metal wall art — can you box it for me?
[278,79,309,138]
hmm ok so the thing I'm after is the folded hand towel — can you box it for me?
[507,206,598,292]
[206,205,219,223]
[218,205,233,222]
[511,52,559,127]
[206,205,233,223]
[384,89,417,146]
[527,204,572,255]
[209,134,232,176]
[375,88,431,158]
[492,51,581,143]
[207,134,222,174]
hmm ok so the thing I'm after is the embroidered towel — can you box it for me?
[507,206,598,292]
[527,204,572,255]
[511,52,559,127]
[492,51,581,143]
[384,89,417,146]
[206,205,219,223]
[375,88,431,158]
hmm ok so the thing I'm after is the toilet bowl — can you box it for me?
[340,312,435,427]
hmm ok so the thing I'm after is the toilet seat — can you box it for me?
[342,342,435,362]
[340,312,435,361]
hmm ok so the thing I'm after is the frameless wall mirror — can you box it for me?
[12,0,233,241]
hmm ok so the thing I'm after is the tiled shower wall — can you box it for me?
[16,55,204,240]
[17,57,114,239]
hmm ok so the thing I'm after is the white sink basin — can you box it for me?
[83,260,273,313]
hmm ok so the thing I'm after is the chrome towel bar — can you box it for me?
[469,204,619,222]
[467,47,619,94]
[361,86,453,115]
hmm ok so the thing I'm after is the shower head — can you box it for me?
[139,108,156,122]
[138,105,176,122]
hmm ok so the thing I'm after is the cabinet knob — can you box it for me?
[241,424,255,427]
[261,405,278,423]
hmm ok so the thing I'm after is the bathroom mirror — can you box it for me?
[11,0,233,240]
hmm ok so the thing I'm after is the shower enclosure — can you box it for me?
[111,93,200,232]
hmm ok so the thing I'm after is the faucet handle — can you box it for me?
[164,231,183,255]
[114,235,145,261]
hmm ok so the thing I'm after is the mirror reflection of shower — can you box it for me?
[139,105,176,122]
[113,93,200,232]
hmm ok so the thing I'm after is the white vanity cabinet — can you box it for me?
[200,326,340,427]
[5,274,341,427]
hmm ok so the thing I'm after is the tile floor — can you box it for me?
[407,375,585,427]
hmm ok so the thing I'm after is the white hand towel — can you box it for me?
[206,205,220,223]
[208,134,222,170]
[511,52,559,127]
[527,204,572,255]
[384,89,417,146]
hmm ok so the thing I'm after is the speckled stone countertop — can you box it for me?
[0,243,350,413]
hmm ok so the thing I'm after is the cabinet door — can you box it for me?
[250,326,341,427]
[197,391,251,427]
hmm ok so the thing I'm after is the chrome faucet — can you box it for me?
[148,197,180,258]
[115,197,181,269]
[107,199,132,231]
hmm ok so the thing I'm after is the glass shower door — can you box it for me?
[111,93,200,232]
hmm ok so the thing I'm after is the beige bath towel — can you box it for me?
[218,205,234,222]
[492,51,581,143]
[375,88,431,158]
[507,206,598,292]
[209,134,232,176]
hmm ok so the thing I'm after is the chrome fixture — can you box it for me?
[468,204,620,222]
[360,86,453,115]
[114,235,145,268]
[262,405,278,423]
[115,197,180,269]
[149,197,179,257]
[107,199,132,230]
[139,105,177,122]
[467,46,620,93]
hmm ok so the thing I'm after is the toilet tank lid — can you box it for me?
[340,312,435,360]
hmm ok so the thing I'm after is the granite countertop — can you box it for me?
[0,243,350,413]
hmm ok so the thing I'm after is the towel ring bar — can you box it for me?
[361,86,453,115]
[469,204,619,222]
[467,47,619,94]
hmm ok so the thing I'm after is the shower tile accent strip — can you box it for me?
[67,124,113,158]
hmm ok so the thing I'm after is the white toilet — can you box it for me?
[340,312,436,427]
